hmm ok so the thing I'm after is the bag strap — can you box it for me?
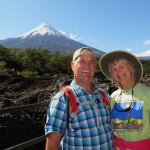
[60,87,78,114]
[63,93,70,130]
[60,87,110,130]
[99,91,110,106]
[60,87,110,113]
[60,87,77,130]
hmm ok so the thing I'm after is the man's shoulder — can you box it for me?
[53,80,76,98]
[53,91,65,100]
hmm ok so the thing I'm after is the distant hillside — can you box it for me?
[138,56,150,60]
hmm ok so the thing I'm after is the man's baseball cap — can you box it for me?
[72,47,95,61]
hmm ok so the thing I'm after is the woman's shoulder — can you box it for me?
[137,83,150,91]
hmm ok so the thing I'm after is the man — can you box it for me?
[45,47,113,150]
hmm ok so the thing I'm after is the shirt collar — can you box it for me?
[70,80,99,94]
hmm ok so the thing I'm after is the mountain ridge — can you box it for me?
[1,23,149,59]
[0,23,105,56]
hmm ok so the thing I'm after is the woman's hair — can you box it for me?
[108,58,136,85]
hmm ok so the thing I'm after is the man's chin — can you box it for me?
[81,77,92,82]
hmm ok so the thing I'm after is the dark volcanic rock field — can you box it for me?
[0,71,149,149]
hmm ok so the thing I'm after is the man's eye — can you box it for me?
[89,61,95,64]
[78,60,85,64]
[77,60,95,65]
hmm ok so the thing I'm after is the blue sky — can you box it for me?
[0,0,150,56]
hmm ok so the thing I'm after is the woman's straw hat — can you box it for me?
[99,50,143,82]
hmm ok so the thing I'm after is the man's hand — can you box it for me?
[45,132,62,150]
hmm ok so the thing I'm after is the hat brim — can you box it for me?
[99,50,143,83]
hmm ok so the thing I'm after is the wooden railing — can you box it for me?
[0,102,49,150]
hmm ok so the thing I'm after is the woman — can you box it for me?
[99,50,150,150]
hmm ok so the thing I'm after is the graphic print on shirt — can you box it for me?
[111,101,143,131]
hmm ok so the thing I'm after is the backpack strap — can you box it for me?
[99,91,110,106]
[60,87,110,113]
[60,87,78,117]
[60,87,78,131]
[60,87,110,131]
[63,92,70,130]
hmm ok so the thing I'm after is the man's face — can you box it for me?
[71,50,96,85]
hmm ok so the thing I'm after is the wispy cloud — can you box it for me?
[126,48,133,52]
[136,50,150,57]
[69,33,80,41]
[92,40,97,43]
[143,40,150,45]
[59,28,80,41]
[59,30,66,35]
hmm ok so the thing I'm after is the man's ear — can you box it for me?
[71,62,74,71]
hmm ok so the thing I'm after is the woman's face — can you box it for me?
[109,59,134,86]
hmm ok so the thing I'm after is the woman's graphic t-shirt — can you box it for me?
[110,83,150,142]
[111,100,143,131]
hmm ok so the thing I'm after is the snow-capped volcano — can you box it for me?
[0,23,104,56]
[19,23,66,39]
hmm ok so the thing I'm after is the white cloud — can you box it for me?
[59,27,80,41]
[69,33,80,41]
[143,40,150,45]
[126,49,133,52]
[136,50,150,57]
[92,40,97,43]
[59,30,66,35]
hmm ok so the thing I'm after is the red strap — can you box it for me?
[60,87,109,115]
[99,91,110,106]
[60,87,77,113]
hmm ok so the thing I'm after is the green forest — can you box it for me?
[0,45,150,76]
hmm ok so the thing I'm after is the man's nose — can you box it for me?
[85,61,91,67]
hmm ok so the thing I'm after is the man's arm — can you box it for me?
[45,132,62,150]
